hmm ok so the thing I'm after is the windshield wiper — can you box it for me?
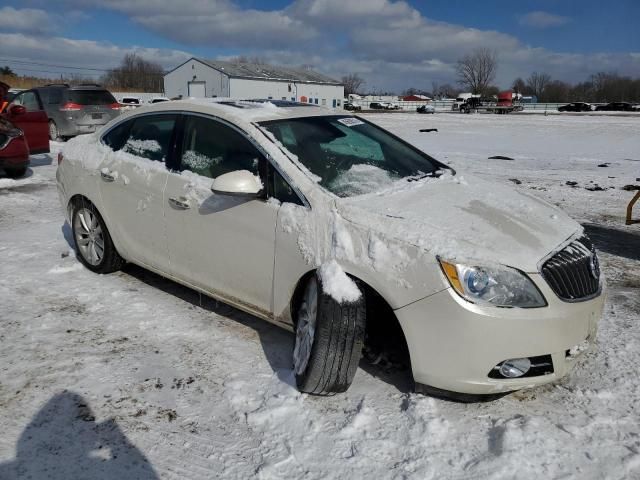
[406,170,444,182]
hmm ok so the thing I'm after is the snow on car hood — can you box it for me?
[336,173,581,272]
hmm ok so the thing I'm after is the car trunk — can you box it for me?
[68,90,119,126]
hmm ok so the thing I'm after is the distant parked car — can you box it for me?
[120,97,141,111]
[369,102,385,110]
[595,102,634,112]
[343,102,361,111]
[26,84,121,140]
[149,97,170,104]
[381,102,399,110]
[417,104,435,114]
[557,102,592,112]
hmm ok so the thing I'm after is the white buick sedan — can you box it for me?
[57,100,605,400]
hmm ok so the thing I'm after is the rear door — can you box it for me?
[98,113,177,270]
[4,90,49,154]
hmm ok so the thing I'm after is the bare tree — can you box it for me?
[341,73,365,96]
[455,48,497,94]
[512,77,528,95]
[102,53,165,92]
[526,71,552,100]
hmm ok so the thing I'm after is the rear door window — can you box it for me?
[68,90,117,105]
[122,114,177,162]
[103,119,134,151]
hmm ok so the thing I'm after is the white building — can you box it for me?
[164,58,344,108]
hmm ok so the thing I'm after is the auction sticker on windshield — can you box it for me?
[337,117,365,127]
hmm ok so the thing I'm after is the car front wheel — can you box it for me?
[71,201,123,273]
[293,274,366,395]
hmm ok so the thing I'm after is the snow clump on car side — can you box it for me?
[318,260,361,303]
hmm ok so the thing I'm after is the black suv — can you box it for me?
[595,102,634,112]
[30,84,121,140]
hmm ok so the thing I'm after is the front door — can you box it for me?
[163,114,279,316]
[4,90,49,154]
[98,113,177,270]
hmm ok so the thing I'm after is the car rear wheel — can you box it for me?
[71,201,123,274]
[49,120,59,141]
[293,274,366,395]
[4,167,27,178]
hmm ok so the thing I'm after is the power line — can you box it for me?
[0,58,167,75]
[0,57,114,72]
[3,67,101,76]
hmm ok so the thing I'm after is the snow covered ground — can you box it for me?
[1,114,639,479]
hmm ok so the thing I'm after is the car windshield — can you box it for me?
[260,115,447,197]
[68,90,117,105]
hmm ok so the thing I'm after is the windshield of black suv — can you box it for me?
[260,115,448,197]
[68,90,117,105]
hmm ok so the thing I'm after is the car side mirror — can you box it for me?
[9,105,26,116]
[211,170,263,197]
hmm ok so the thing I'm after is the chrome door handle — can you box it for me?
[168,196,190,209]
[100,170,115,182]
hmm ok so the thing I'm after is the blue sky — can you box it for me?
[0,0,638,92]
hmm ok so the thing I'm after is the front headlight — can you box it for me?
[439,260,547,308]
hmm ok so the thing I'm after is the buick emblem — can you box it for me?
[589,253,600,279]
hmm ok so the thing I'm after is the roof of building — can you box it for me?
[167,57,342,86]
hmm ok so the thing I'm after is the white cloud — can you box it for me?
[519,11,571,28]
[0,6,56,34]
[2,0,638,91]
[0,32,192,75]
[64,0,317,48]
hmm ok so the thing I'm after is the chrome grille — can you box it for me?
[541,236,600,301]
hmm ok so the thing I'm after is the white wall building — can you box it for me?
[164,58,344,108]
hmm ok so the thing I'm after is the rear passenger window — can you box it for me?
[123,114,177,162]
[102,120,133,151]
[179,115,263,178]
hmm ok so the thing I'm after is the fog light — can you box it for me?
[499,358,531,378]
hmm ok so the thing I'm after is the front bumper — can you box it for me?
[395,273,605,395]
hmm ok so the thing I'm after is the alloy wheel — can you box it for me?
[74,208,104,266]
[293,277,318,375]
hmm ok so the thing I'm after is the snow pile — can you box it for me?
[329,164,397,197]
[124,139,161,156]
[181,150,221,171]
[318,260,362,303]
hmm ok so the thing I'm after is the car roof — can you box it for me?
[122,98,343,124]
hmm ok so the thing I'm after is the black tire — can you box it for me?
[49,120,59,141]
[4,167,27,178]
[71,199,124,274]
[294,274,366,395]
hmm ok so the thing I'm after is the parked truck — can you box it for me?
[458,91,524,114]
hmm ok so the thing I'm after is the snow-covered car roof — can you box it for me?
[117,98,338,126]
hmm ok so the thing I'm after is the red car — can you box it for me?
[0,82,50,178]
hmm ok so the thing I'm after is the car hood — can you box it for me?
[336,174,581,272]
